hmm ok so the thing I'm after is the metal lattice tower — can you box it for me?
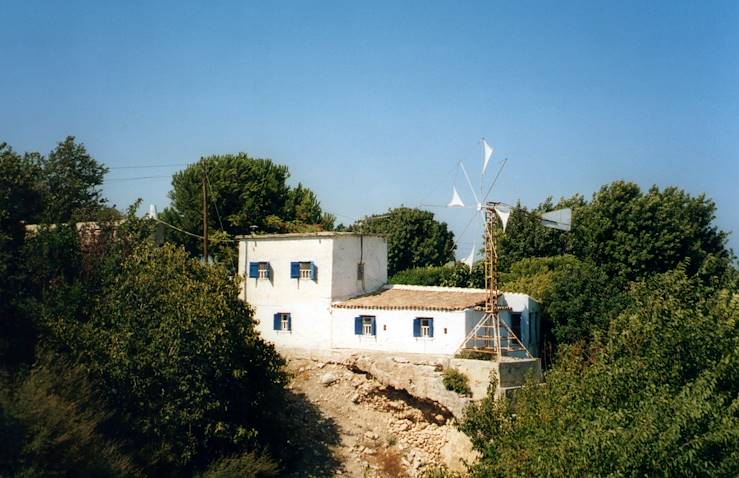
[457,203,530,359]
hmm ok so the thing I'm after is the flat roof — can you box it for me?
[235,231,385,240]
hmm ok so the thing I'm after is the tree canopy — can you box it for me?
[161,154,334,262]
[355,207,456,276]
[501,181,732,283]
[460,269,739,477]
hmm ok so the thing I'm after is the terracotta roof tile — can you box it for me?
[334,285,489,312]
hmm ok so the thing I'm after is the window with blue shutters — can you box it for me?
[355,316,376,336]
[273,312,291,332]
[414,318,433,338]
[291,261,317,281]
[250,262,271,279]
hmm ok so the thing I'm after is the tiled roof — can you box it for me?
[235,232,385,240]
[333,285,490,312]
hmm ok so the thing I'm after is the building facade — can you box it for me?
[237,232,541,357]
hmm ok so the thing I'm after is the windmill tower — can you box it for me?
[448,140,571,359]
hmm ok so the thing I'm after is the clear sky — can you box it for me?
[2,1,738,255]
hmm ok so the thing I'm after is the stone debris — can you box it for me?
[320,372,338,386]
[287,357,476,477]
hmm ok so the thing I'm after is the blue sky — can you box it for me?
[2,1,738,255]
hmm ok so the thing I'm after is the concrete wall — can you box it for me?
[331,235,387,300]
[497,293,542,358]
[238,234,387,349]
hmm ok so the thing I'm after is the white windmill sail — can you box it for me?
[462,243,476,268]
[448,186,465,208]
[494,205,511,231]
[482,138,494,175]
[540,208,572,231]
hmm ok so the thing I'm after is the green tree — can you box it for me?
[161,154,333,262]
[460,269,739,477]
[46,242,286,474]
[390,263,471,288]
[0,143,45,368]
[503,255,628,345]
[41,136,108,222]
[356,207,456,276]
[499,195,584,271]
[571,181,732,282]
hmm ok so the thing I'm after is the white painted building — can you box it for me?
[237,232,541,357]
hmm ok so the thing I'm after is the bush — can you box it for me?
[442,368,472,397]
[390,262,472,288]
[200,450,280,478]
[0,360,140,477]
[47,242,288,474]
[459,269,739,477]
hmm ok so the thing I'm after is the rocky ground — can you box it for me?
[282,357,475,477]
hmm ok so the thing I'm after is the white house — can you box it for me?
[237,232,541,357]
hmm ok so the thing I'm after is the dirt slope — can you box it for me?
[283,357,475,477]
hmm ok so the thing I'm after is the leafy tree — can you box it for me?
[161,154,333,263]
[503,255,629,345]
[571,181,731,282]
[45,242,287,474]
[0,144,45,368]
[498,195,585,271]
[356,207,455,276]
[41,136,108,222]
[390,262,471,287]
[460,269,739,477]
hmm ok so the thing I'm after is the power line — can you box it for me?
[104,175,171,182]
[108,163,188,170]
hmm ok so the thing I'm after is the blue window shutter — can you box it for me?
[290,262,300,278]
[413,318,421,337]
[354,317,362,335]
[429,319,434,338]
[273,313,280,331]
[371,317,376,336]
[267,262,273,279]
[287,313,292,331]
[310,262,317,281]
[249,262,259,278]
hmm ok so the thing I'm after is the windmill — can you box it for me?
[446,139,571,359]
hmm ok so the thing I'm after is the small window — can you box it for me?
[420,318,432,337]
[249,261,270,279]
[363,317,373,336]
[354,315,376,336]
[413,317,434,338]
[273,312,291,332]
[357,262,365,281]
[299,262,311,279]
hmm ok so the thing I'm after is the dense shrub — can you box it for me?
[200,450,280,478]
[390,262,472,288]
[442,368,472,397]
[0,360,140,477]
[459,269,739,477]
[46,242,287,474]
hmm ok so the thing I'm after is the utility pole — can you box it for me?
[203,173,208,265]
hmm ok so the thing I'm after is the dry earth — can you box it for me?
[282,357,475,478]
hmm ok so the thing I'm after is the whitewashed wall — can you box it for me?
[331,308,475,355]
[331,235,387,300]
[237,234,387,349]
